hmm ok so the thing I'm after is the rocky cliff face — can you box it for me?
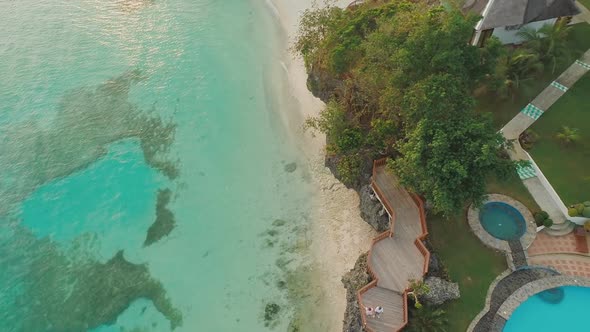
[307,65,343,103]
[359,185,390,232]
[341,253,371,332]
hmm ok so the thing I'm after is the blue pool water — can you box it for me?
[504,286,590,331]
[479,202,526,240]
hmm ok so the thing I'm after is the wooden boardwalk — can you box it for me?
[358,160,429,332]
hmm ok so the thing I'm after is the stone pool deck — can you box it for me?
[528,232,589,256]
[468,194,536,269]
[528,231,590,278]
[467,194,590,331]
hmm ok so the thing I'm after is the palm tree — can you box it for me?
[496,49,544,98]
[406,307,449,332]
[517,20,571,73]
[555,126,580,145]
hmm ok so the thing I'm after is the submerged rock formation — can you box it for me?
[359,185,390,232]
[0,226,183,332]
[421,277,460,306]
[342,253,371,332]
[0,70,178,216]
[144,189,176,246]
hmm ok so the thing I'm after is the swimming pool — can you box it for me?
[504,286,590,331]
[479,202,526,240]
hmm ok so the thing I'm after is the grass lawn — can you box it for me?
[528,73,590,205]
[426,173,539,332]
[485,171,541,212]
[427,213,506,332]
[476,22,590,129]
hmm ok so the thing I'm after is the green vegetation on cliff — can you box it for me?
[296,1,512,215]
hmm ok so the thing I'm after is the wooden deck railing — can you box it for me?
[357,160,431,332]
[373,158,388,170]
[371,158,396,233]
[357,279,378,329]
[402,291,409,329]
[410,193,431,275]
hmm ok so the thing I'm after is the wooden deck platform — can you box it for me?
[362,287,405,331]
[358,160,429,332]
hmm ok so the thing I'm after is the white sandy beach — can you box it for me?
[268,0,377,330]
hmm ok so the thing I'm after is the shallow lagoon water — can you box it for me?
[0,0,312,331]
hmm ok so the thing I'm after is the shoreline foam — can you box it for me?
[264,0,376,330]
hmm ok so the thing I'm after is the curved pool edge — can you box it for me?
[467,270,590,332]
[497,275,590,321]
[480,202,526,240]
[468,193,536,253]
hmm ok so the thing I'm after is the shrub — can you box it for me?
[583,207,590,218]
[519,129,540,150]
[336,154,362,186]
[336,128,364,152]
[534,211,550,225]
[539,211,549,219]
[584,201,590,207]
[543,218,554,228]
[568,207,579,217]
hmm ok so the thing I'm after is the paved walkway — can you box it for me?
[529,253,590,278]
[357,160,429,332]
[528,232,589,256]
[527,228,590,277]
[571,2,590,25]
[500,49,590,235]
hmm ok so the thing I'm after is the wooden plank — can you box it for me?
[371,238,423,292]
[361,287,405,331]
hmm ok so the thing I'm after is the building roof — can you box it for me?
[463,0,581,30]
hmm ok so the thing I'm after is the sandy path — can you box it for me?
[266,0,377,330]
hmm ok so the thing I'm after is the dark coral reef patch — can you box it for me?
[144,188,176,246]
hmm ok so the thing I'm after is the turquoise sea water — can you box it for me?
[503,286,590,331]
[0,0,313,331]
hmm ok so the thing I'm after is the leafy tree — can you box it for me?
[336,153,362,186]
[405,307,449,332]
[305,100,352,154]
[555,126,580,145]
[366,118,398,154]
[296,2,508,211]
[391,112,513,216]
[294,1,345,70]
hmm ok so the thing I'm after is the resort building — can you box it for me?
[464,0,581,46]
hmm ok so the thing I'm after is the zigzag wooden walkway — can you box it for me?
[357,160,430,332]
